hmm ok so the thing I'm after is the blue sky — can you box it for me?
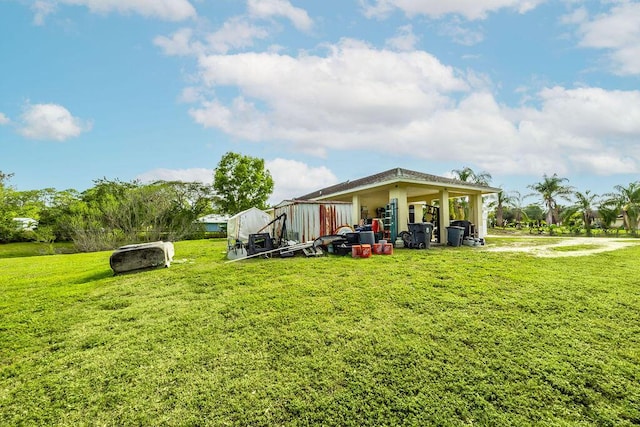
[1,0,639,205]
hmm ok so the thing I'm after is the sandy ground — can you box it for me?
[483,235,640,258]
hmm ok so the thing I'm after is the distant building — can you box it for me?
[13,217,38,231]
[196,214,229,233]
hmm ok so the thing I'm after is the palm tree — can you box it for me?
[510,191,530,228]
[562,190,598,236]
[487,189,513,227]
[596,205,619,235]
[451,166,493,185]
[604,182,640,235]
[527,174,573,227]
[451,167,493,220]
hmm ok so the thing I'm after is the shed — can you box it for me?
[274,200,353,243]
[226,207,272,243]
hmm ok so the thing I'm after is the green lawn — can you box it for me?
[0,241,76,258]
[1,239,639,426]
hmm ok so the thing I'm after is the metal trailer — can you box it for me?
[273,200,353,243]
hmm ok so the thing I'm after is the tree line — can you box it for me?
[451,167,640,236]
[2,161,638,250]
[0,152,274,250]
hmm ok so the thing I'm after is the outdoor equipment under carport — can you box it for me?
[399,222,434,249]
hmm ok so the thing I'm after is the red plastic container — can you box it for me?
[351,245,362,258]
[360,244,372,258]
[382,243,394,255]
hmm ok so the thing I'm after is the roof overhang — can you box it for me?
[301,168,501,202]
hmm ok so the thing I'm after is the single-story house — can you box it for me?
[297,167,500,243]
[196,214,230,233]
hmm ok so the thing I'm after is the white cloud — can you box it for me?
[154,2,310,58]
[189,39,466,155]
[560,6,587,25]
[569,152,637,175]
[192,39,468,145]
[532,86,640,140]
[34,0,196,23]
[496,86,640,175]
[184,38,640,178]
[190,98,270,142]
[570,2,640,75]
[385,25,419,51]
[136,168,214,184]
[247,0,313,31]
[206,17,270,54]
[0,113,10,125]
[32,0,56,25]
[178,86,205,103]
[265,159,339,203]
[361,0,545,21]
[18,103,91,141]
[437,18,484,45]
[155,18,270,56]
[153,28,204,56]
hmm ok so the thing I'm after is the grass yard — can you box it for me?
[1,238,639,426]
[0,241,76,258]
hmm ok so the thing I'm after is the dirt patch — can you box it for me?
[484,237,640,258]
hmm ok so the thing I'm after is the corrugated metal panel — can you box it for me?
[274,200,352,242]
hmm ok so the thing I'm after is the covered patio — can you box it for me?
[297,167,500,243]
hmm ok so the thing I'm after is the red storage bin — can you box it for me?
[361,244,372,258]
[351,245,362,258]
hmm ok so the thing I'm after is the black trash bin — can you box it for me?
[450,220,474,238]
[446,226,465,247]
[406,222,433,249]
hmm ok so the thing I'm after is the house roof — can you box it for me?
[274,199,352,208]
[297,167,500,200]
[196,214,230,223]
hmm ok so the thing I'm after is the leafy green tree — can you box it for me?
[0,171,18,242]
[213,152,274,214]
[0,172,51,242]
[38,189,82,241]
[562,190,599,236]
[127,180,214,241]
[604,182,640,235]
[487,189,512,227]
[527,174,573,228]
[596,205,619,234]
[524,204,545,222]
[46,179,214,251]
[0,172,215,247]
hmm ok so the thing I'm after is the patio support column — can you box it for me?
[352,194,360,227]
[389,186,408,233]
[471,193,484,238]
[439,189,450,243]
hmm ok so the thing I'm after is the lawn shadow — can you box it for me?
[72,270,114,284]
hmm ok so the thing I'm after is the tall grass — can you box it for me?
[1,239,639,426]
